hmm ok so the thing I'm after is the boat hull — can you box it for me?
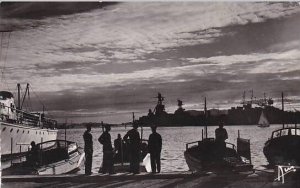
[38,152,83,175]
[2,140,84,175]
[1,122,58,159]
[264,135,300,166]
[184,150,204,172]
[184,139,253,173]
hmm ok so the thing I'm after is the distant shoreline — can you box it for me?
[56,123,298,129]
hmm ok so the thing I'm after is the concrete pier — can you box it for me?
[2,170,300,188]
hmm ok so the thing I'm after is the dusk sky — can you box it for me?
[1,2,300,123]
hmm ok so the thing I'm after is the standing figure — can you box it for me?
[215,122,228,142]
[83,124,93,175]
[114,134,123,163]
[123,122,141,174]
[148,125,162,173]
[215,122,228,158]
[98,124,114,174]
[27,141,40,166]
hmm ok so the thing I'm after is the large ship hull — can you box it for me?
[0,122,58,160]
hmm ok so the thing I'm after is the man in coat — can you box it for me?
[123,122,141,174]
[148,125,162,173]
[98,124,114,174]
[83,124,93,175]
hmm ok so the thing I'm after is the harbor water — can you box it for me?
[58,124,287,174]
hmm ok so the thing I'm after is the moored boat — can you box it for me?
[184,138,253,173]
[2,140,84,175]
[263,92,300,166]
[263,127,300,166]
[184,98,253,173]
[0,85,58,162]
[99,138,150,173]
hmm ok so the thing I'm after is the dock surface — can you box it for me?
[2,170,300,188]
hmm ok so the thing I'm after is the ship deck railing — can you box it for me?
[0,104,57,129]
[185,138,236,151]
[271,126,300,139]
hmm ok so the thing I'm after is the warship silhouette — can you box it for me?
[137,92,300,127]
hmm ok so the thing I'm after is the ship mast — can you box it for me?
[204,97,207,139]
[17,83,21,110]
[21,83,30,110]
[282,92,285,129]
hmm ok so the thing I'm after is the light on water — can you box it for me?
[58,124,285,173]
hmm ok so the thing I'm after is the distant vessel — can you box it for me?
[137,91,299,127]
[138,93,205,127]
[263,92,300,166]
[258,111,270,127]
[0,84,58,161]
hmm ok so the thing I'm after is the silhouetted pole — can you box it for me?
[121,137,124,166]
[204,97,207,139]
[17,83,21,110]
[141,125,143,142]
[11,137,13,165]
[64,119,67,146]
[21,83,29,109]
[282,92,285,129]
[132,112,135,123]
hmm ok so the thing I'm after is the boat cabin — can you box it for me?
[28,140,78,166]
[271,127,300,139]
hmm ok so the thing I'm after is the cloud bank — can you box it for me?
[1,2,300,123]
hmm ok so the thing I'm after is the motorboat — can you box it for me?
[2,140,84,175]
[264,127,300,166]
[184,137,253,173]
[98,138,150,173]
[263,93,300,166]
[184,98,253,173]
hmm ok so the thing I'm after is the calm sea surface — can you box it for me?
[58,124,287,174]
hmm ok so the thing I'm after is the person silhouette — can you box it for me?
[148,125,162,173]
[27,141,39,166]
[98,124,114,174]
[215,122,228,142]
[123,122,140,174]
[215,122,228,158]
[83,124,93,175]
[114,134,123,163]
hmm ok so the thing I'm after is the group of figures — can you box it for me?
[83,123,162,175]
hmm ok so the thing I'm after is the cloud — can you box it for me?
[2,2,300,122]
[4,3,300,71]
[183,48,300,73]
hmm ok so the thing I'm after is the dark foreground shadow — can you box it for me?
[2,171,300,188]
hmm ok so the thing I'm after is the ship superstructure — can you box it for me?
[138,92,299,127]
[0,84,58,161]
